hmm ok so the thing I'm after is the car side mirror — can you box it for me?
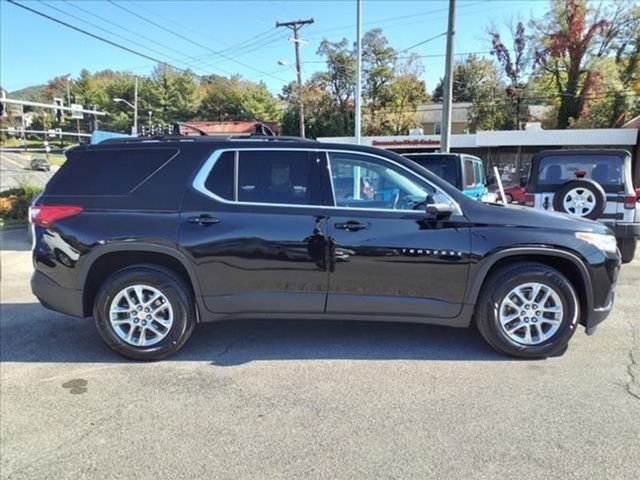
[426,202,454,218]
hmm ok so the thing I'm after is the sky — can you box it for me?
[1,0,550,96]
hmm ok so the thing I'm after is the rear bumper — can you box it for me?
[605,222,640,239]
[31,270,85,318]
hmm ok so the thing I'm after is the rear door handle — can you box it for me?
[335,220,368,232]
[187,214,220,225]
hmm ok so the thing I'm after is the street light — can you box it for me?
[112,76,138,136]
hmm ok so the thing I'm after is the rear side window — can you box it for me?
[46,148,178,196]
[237,150,319,205]
[537,155,624,187]
[204,151,234,201]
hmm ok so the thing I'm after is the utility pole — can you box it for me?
[65,74,72,110]
[133,76,138,136]
[355,0,362,145]
[276,18,314,138]
[440,0,456,153]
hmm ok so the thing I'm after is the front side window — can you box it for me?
[464,159,477,187]
[328,152,438,211]
[474,162,484,185]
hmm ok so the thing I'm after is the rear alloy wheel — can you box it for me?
[505,193,513,204]
[94,265,195,360]
[109,285,174,347]
[617,237,637,264]
[476,262,579,358]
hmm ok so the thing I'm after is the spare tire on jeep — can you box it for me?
[552,179,606,220]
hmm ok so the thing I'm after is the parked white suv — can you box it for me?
[523,149,639,263]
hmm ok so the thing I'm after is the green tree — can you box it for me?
[146,64,199,124]
[362,28,397,134]
[315,38,356,134]
[198,75,281,123]
[382,56,430,135]
[432,55,501,103]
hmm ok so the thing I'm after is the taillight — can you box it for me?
[30,205,83,227]
[524,194,535,207]
[623,195,636,209]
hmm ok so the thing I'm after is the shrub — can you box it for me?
[0,185,43,220]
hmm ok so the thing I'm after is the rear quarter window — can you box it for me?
[46,148,179,196]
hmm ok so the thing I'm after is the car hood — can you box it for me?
[466,201,611,235]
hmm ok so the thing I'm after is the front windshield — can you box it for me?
[404,155,458,187]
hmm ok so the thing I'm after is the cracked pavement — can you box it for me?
[1,227,639,479]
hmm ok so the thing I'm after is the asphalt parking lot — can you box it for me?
[1,227,639,479]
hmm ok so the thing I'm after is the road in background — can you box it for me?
[1,227,639,479]
[0,151,55,191]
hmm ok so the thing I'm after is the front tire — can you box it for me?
[93,264,196,360]
[617,237,637,264]
[475,262,580,358]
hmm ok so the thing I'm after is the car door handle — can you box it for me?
[187,214,220,225]
[335,220,368,232]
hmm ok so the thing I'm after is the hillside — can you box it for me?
[9,84,46,101]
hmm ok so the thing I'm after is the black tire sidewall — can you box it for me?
[477,264,580,358]
[505,193,513,203]
[552,179,606,220]
[617,237,637,264]
[94,266,195,360]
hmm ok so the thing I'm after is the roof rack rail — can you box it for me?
[97,133,318,145]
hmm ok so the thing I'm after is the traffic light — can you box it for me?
[84,104,98,132]
[53,97,63,123]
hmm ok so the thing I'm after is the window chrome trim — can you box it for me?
[192,147,462,215]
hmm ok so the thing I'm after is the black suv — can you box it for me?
[30,136,621,360]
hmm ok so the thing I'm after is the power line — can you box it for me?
[119,0,233,48]
[107,0,289,82]
[399,32,447,53]
[7,0,198,76]
[37,0,214,75]
[59,0,215,74]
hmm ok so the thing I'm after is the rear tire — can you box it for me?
[505,193,513,203]
[617,237,637,264]
[93,264,196,360]
[475,262,580,359]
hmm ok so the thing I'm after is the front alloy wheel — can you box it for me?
[476,262,579,358]
[498,282,563,345]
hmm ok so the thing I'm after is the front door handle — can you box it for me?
[187,214,220,225]
[335,220,368,232]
